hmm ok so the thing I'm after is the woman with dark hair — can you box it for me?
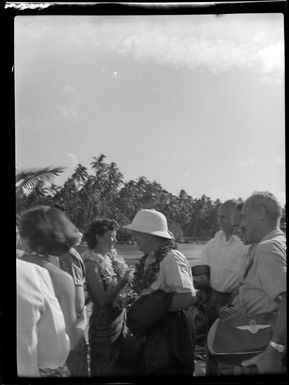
[124,209,197,376]
[82,218,135,376]
[18,206,87,377]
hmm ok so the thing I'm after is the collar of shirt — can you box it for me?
[216,230,240,246]
[260,229,285,243]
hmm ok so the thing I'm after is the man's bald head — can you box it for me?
[241,191,283,244]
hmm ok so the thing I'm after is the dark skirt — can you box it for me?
[89,305,127,377]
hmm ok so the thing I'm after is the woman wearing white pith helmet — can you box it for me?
[124,209,197,376]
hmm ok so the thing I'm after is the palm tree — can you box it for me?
[16,166,65,199]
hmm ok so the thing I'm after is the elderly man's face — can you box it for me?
[240,202,260,244]
[217,205,233,234]
[132,231,154,254]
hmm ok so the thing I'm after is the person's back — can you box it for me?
[17,259,70,377]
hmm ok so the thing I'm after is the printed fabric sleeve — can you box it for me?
[70,258,85,287]
[63,249,86,287]
[37,268,70,370]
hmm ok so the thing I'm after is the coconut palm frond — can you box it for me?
[16,166,65,197]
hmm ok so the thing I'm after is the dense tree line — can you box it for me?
[16,154,286,242]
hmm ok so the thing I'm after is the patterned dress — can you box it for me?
[83,251,128,377]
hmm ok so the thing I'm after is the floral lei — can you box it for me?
[83,249,137,309]
[131,239,177,296]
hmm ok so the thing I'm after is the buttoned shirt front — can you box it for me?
[199,230,249,293]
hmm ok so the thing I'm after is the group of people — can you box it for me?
[193,194,286,375]
[16,190,286,377]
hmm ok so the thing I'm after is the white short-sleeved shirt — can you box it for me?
[148,249,196,295]
[17,259,70,377]
[232,230,286,314]
[199,230,249,293]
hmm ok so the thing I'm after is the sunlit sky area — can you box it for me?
[15,13,285,204]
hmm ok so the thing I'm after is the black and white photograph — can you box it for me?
[5,0,287,382]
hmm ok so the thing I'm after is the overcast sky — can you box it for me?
[15,13,285,204]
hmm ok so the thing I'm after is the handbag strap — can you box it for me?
[242,244,257,280]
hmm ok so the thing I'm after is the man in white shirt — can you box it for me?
[192,200,249,325]
[17,259,70,377]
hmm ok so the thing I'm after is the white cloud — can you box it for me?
[257,41,284,85]
[117,31,284,84]
[17,15,284,85]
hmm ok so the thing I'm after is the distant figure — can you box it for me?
[17,259,70,377]
[231,202,246,244]
[18,206,87,377]
[192,200,249,326]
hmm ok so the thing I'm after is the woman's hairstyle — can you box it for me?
[84,218,119,250]
[18,206,80,254]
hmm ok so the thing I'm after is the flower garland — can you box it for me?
[109,249,138,308]
[83,249,137,309]
[131,239,177,296]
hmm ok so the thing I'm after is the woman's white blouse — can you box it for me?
[149,249,196,294]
